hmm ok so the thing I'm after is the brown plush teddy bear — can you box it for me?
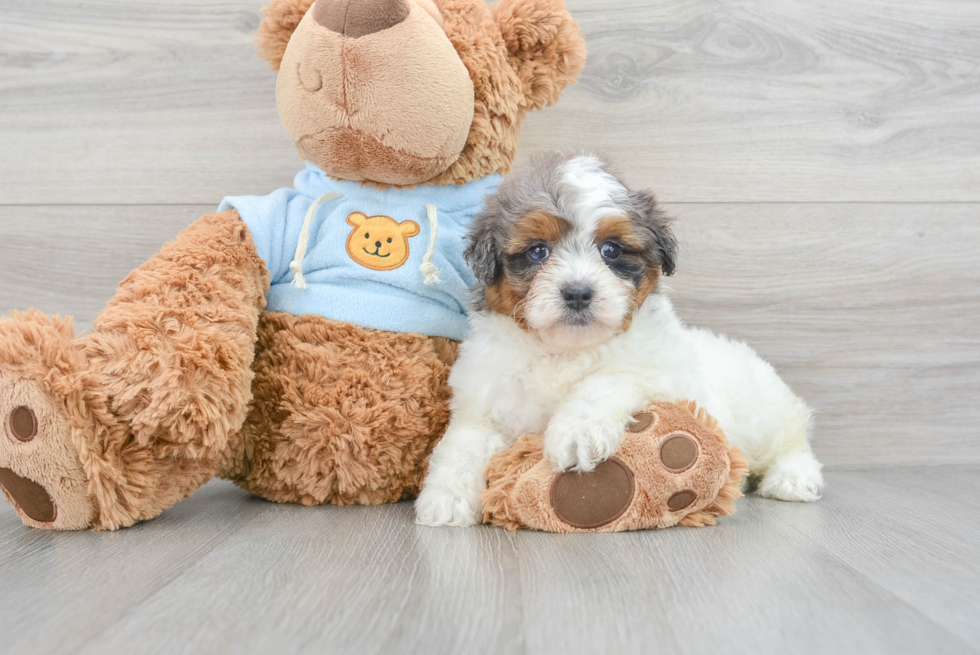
[0,0,586,530]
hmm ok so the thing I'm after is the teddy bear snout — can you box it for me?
[313,0,410,38]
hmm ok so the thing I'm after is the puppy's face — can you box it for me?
[467,153,677,349]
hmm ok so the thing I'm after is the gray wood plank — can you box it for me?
[2,203,977,468]
[1,469,977,655]
[512,494,976,655]
[75,501,525,655]
[2,0,980,204]
[765,467,980,647]
[0,482,259,654]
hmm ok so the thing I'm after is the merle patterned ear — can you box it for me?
[256,0,316,70]
[491,0,587,111]
[464,215,503,289]
[630,189,678,277]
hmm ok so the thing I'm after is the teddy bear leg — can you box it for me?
[0,210,269,529]
[222,313,455,506]
[483,401,750,532]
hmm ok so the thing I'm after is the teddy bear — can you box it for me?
[0,0,587,530]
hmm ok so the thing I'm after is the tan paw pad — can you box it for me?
[0,467,56,523]
[667,490,697,512]
[626,411,656,433]
[659,433,699,472]
[9,406,38,442]
[551,458,635,529]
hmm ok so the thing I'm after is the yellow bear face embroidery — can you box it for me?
[345,212,420,271]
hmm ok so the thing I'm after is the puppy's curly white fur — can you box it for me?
[415,152,824,527]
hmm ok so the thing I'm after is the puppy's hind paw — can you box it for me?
[757,452,824,502]
[414,483,482,527]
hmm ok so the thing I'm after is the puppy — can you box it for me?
[415,152,824,527]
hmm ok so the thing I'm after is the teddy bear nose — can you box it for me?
[313,0,410,38]
[375,241,382,248]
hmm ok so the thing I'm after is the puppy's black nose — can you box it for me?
[375,241,382,248]
[562,286,594,311]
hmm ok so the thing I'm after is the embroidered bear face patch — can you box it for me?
[345,212,420,271]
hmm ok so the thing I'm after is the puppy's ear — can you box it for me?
[631,190,678,277]
[256,0,316,70]
[465,211,504,290]
[492,0,587,111]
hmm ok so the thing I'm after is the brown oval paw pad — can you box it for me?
[660,433,698,472]
[0,467,57,523]
[551,458,635,529]
[626,412,656,433]
[668,490,696,512]
[9,406,37,442]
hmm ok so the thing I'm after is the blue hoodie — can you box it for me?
[219,163,502,340]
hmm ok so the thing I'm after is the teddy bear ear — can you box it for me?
[491,0,587,111]
[399,220,421,238]
[347,212,368,227]
[256,0,317,70]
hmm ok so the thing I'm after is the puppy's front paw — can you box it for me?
[544,411,627,472]
[414,482,482,527]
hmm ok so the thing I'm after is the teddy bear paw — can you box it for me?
[483,400,748,532]
[0,371,96,530]
[0,313,97,530]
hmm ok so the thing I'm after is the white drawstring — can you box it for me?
[290,191,343,289]
[419,203,441,285]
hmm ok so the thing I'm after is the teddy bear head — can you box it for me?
[257,0,586,187]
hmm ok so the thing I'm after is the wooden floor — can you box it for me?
[0,468,977,655]
[2,0,980,652]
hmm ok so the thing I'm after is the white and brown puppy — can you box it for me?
[415,152,823,527]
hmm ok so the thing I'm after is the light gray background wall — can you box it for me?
[1,0,978,471]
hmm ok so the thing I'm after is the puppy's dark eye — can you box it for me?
[527,244,550,263]
[600,241,622,260]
